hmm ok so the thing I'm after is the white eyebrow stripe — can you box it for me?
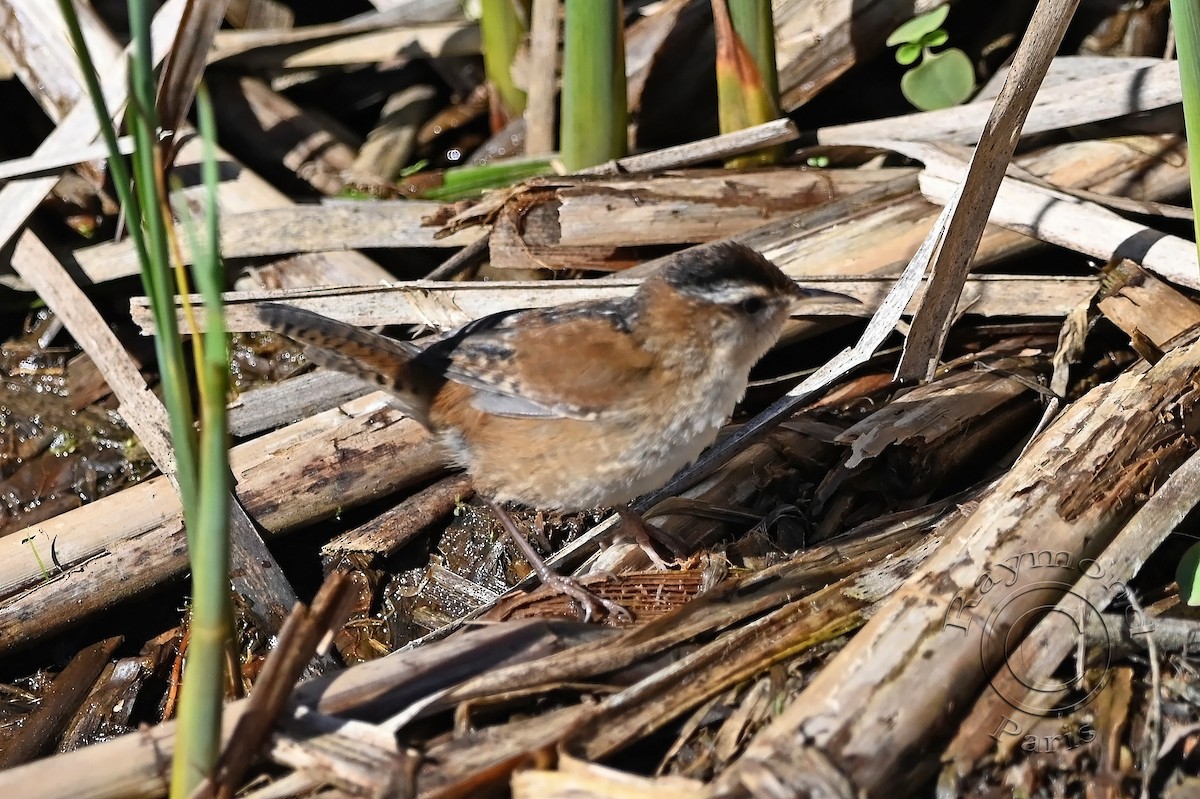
[679,280,771,304]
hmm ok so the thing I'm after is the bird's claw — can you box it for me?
[545,572,632,623]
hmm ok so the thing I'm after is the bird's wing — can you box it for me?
[418,301,654,420]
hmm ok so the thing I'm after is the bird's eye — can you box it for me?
[738,296,767,314]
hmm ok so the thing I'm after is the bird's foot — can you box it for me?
[615,504,685,569]
[487,499,632,623]
[539,571,632,623]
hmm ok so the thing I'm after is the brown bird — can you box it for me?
[257,241,851,619]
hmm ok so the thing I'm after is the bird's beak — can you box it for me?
[788,283,861,312]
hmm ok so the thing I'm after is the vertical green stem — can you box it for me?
[1172,0,1200,256]
[129,0,200,518]
[169,83,231,799]
[713,0,782,167]
[53,0,144,252]
[59,1,232,794]
[560,0,627,171]
[480,0,528,122]
[727,0,779,105]
[1170,0,1200,604]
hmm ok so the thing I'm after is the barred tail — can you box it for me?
[255,303,436,423]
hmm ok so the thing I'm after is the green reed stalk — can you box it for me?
[480,0,529,122]
[560,0,627,171]
[56,1,232,793]
[1170,0,1200,604]
[712,0,783,167]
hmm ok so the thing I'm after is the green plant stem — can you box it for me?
[727,0,779,107]
[53,1,144,248]
[712,0,782,167]
[129,0,201,521]
[1173,0,1200,255]
[59,1,232,794]
[416,156,555,201]
[1170,0,1200,604]
[480,0,528,121]
[170,84,231,799]
[560,0,627,171]
[60,0,198,518]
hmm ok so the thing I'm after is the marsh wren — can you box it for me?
[258,242,851,619]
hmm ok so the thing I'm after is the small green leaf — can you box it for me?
[417,158,556,201]
[886,5,951,47]
[1177,540,1200,604]
[896,42,923,66]
[399,158,429,177]
[900,47,975,110]
[922,29,949,48]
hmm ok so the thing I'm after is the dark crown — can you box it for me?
[659,241,795,301]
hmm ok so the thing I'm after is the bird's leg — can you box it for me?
[615,504,688,567]
[486,499,632,623]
